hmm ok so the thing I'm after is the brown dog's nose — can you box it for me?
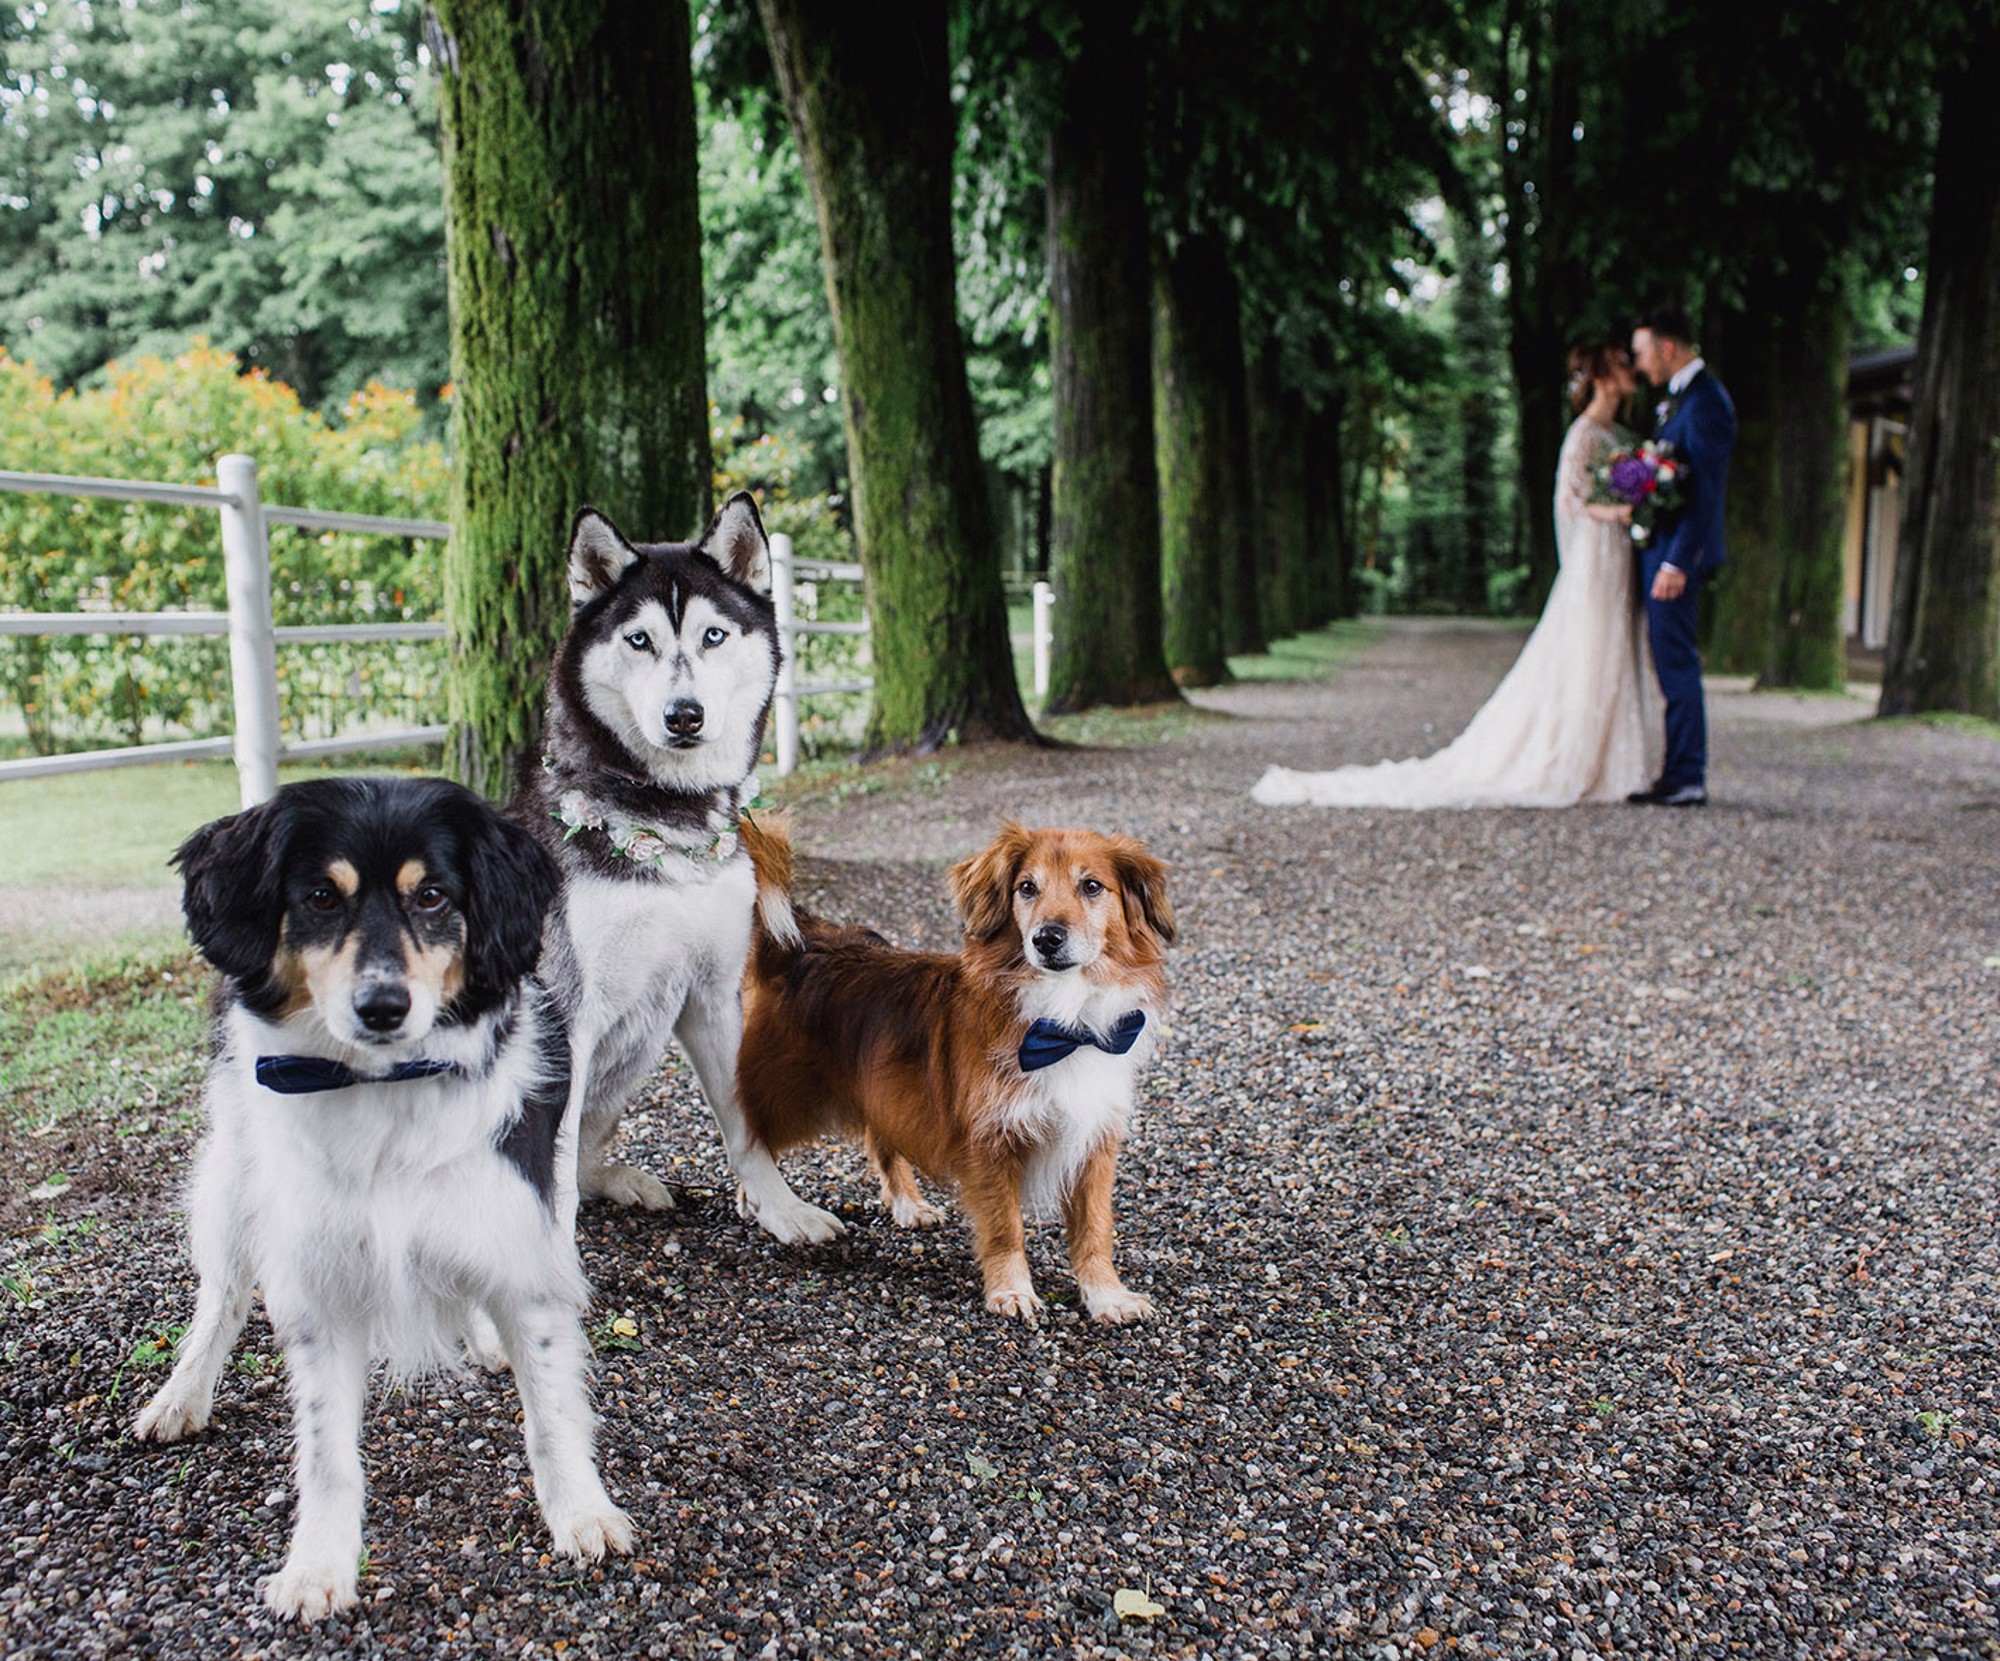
[665,698,705,740]
[1031,923,1069,963]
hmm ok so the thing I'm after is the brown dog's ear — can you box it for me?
[949,821,1036,941]
[1110,837,1176,947]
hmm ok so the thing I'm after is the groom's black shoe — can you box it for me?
[1630,780,1707,807]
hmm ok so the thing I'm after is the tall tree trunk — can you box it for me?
[1309,389,1349,622]
[1245,341,1312,640]
[1498,0,1581,615]
[1043,2,1178,712]
[1703,298,1782,674]
[432,0,710,799]
[1153,235,1247,685]
[759,0,1035,751]
[1881,14,2000,718]
[1764,274,1850,688]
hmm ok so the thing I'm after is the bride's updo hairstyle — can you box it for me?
[1566,342,1622,414]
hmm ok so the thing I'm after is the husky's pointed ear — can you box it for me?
[701,491,771,595]
[568,508,640,609]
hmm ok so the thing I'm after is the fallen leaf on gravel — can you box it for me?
[1114,1588,1166,1620]
[965,1453,999,1480]
[1289,1021,1325,1034]
[28,1176,70,1200]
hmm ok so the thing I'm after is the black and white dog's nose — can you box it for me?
[1031,923,1070,964]
[664,698,705,740]
[353,983,412,1033]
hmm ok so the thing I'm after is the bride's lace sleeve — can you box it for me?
[1553,421,1601,524]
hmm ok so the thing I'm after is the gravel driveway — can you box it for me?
[4,618,1997,1659]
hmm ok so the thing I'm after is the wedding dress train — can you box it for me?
[1252,416,1653,810]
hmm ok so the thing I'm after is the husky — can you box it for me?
[515,494,844,1245]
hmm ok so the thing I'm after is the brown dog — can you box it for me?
[736,818,1174,1324]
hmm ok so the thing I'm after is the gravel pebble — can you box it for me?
[3,617,1997,1658]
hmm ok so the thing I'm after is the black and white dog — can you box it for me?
[515,494,842,1244]
[133,777,631,1621]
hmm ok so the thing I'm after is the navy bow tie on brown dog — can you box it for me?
[1018,1010,1147,1073]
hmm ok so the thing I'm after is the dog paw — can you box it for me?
[1083,1285,1156,1326]
[583,1163,677,1212]
[458,1311,511,1373]
[749,1195,847,1246]
[547,1505,635,1562]
[986,1287,1045,1325]
[263,1558,359,1622]
[132,1389,210,1443]
[888,1194,946,1230]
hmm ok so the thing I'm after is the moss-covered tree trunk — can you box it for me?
[432,0,710,799]
[1246,340,1311,640]
[1881,13,2000,718]
[1702,302,1781,675]
[1763,276,1850,688]
[759,0,1034,752]
[1153,235,1248,686]
[1498,0,1582,617]
[1042,1,1178,713]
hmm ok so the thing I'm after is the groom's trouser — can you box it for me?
[1645,573,1706,790]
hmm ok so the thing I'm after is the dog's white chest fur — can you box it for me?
[1002,979,1160,1217]
[562,859,753,1035]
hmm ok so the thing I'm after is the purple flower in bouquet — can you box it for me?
[1594,440,1690,545]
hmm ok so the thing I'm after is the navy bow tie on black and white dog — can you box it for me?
[254,1055,465,1095]
[1018,1010,1147,1074]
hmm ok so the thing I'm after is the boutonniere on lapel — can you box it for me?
[1655,397,1674,427]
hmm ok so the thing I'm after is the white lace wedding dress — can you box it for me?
[1253,416,1653,809]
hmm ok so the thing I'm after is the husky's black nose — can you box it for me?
[354,982,412,1033]
[665,698,705,741]
[1031,923,1070,966]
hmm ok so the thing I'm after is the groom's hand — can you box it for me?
[1652,565,1688,602]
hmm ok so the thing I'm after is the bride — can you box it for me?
[1252,343,1653,810]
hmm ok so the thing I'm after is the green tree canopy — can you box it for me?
[0,0,446,408]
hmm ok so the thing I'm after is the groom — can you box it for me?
[1627,306,1736,808]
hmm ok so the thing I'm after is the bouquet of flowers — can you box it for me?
[1595,440,1689,545]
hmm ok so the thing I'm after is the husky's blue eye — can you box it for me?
[625,630,652,652]
[702,625,728,648]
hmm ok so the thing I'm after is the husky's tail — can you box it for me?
[737,811,804,972]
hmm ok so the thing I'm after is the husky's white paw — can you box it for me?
[458,1310,510,1373]
[1083,1284,1156,1326]
[888,1193,946,1230]
[264,1557,359,1622]
[986,1286,1045,1325]
[582,1163,677,1212]
[132,1387,210,1443]
[547,1505,634,1562]
[751,1194,846,1245]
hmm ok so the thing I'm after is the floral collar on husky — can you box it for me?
[552,788,741,871]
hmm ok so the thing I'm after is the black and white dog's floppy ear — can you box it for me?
[459,804,562,1004]
[568,507,642,609]
[174,798,292,984]
[700,491,771,595]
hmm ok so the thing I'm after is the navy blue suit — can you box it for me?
[1647,367,1735,792]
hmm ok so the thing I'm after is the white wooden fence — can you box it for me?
[0,455,446,807]
[0,462,1059,803]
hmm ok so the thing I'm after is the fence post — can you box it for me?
[1032,580,1054,699]
[769,533,800,776]
[217,453,281,807]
